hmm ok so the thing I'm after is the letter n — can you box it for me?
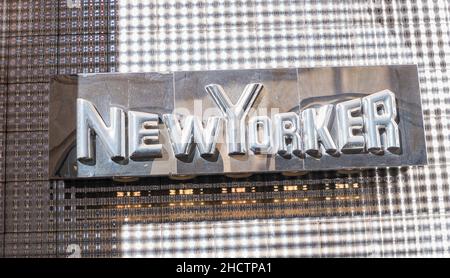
[77,98,126,163]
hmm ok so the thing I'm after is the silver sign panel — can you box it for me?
[49,65,427,179]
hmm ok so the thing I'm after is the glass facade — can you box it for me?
[0,0,450,257]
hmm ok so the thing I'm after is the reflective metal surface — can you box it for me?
[50,73,176,178]
[49,65,426,179]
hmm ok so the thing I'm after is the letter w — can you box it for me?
[163,115,222,158]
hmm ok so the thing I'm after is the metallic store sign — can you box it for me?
[78,89,398,159]
[49,65,427,179]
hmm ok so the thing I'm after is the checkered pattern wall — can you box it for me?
[1,0,450,257]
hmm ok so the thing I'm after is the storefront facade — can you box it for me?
[1,0,450,257]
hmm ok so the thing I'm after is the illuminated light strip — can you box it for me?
[409,166,423,254]
[385,168,398,256]
[423,166,438,254]
[115,0,444,75]
[418,0,441,255]
[397,168,411,256]
[117,5,427,73]
[428,1,450,255]
[374,169,386,256]
[427,0,450,256]
[121,213,450,257]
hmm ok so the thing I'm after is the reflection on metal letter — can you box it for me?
[302,105,337,157]
[77,98,126,163]
[336,98,365,153]
[128,111,162,160]
[163,114,194,158]
[274,112,302,157]
[205,83,264,155]
[164,115,223,157]
[193,116,222,157]
[248,116,272,154]
[362,90,400,154]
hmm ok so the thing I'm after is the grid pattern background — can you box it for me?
[1,0,450,257]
